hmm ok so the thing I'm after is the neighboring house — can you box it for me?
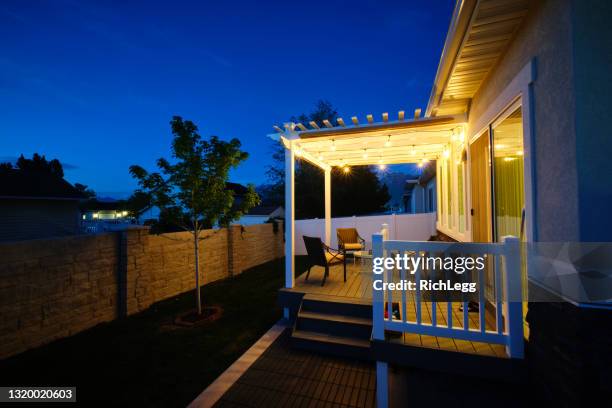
[81,198,130,221]
[0,169,84,241]
[402,162,437,214]
[80,198,134,234]
[235,205,284,226]
[273,1,612,406]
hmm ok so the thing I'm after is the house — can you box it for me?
[81,198,130,221]
[0,169,84,241]
[268,1,611,407]
[235,205,284,226]
[402,162,437,214]
[80,198,135,233]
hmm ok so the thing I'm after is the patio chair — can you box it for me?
[303,236,346,286]
[336,228,366,256]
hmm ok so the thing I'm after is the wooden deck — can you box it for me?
[214,330,376,408]
[287,261,507,358]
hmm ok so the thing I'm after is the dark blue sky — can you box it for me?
[1,0,454,198]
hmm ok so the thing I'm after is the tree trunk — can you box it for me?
[194,229,202,315]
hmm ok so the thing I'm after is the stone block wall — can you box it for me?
[0,222,283,359]
[0,234,119,359]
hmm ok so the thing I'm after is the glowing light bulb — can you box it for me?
[363,149,368,159]
[317,152,323,160]
[385,135,391,147]
[411,146,416,156]
[516,150,524,156]
[379,164,386,170]
[343,165,350,173]
[331,139,336,151]
[443,149,450,159]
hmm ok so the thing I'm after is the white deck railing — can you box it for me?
[372,227,524,359]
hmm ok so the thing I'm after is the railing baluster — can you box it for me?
[415,252,422,325]
[387,251,393,321]
[430,251,437,328]
[495,253,503,334]
[479,263,486,334]
[372,233,384,340]
[462,260,469,331]
[400,251,407,324]
[446,258,452,329]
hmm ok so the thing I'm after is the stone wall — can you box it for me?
[0,222,284,359]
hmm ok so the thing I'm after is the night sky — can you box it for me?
[1,0,454,198]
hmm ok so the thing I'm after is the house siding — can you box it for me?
[468,0,579,242]
[0,199,80,242]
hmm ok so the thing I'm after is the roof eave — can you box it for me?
[425,0,478,117]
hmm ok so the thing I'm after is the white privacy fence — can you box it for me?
[294,212,436,255]
[372,229,524,359]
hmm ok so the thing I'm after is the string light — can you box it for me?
[317,152,323,160]
[411,145,416,156]
[331,139,336,151]
[363,148,368,159]
[385,135,391,147]
[443,149,450,159]
[516,150,524,156]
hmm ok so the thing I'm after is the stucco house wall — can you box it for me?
[467,0,578,242]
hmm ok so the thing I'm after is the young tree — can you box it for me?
[129,116,259,315]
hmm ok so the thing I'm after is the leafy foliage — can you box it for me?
[264,100,390,218]
[74,183,96,199]
[129,116,259,233]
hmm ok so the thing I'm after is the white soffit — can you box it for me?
[431,0,529,117]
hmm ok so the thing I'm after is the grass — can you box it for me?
[0,257,306,407]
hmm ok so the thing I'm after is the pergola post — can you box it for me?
[284,142,295,289]
[324,168,331,246]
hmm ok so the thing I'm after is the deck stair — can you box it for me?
[291,293,373,360]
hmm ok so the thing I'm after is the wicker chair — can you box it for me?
[303,236,346,286]
[336,228,366,256]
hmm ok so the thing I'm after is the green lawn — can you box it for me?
[0,257,306,407]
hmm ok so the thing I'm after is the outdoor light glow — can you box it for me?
[343,165,350,173]
[379,164,386,170]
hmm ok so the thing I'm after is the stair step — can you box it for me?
[301,294,372,319]
[297,310,372,339]
[291,329,371,360]
[298,310,372,326]
[292,329,370,348]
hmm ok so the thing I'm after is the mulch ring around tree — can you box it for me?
[174,305,224,327]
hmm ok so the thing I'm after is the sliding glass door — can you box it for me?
[492,106,525,242]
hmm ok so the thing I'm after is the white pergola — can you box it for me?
[273,110,467,290]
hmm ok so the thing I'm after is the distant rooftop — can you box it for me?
[0,169,84,200]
